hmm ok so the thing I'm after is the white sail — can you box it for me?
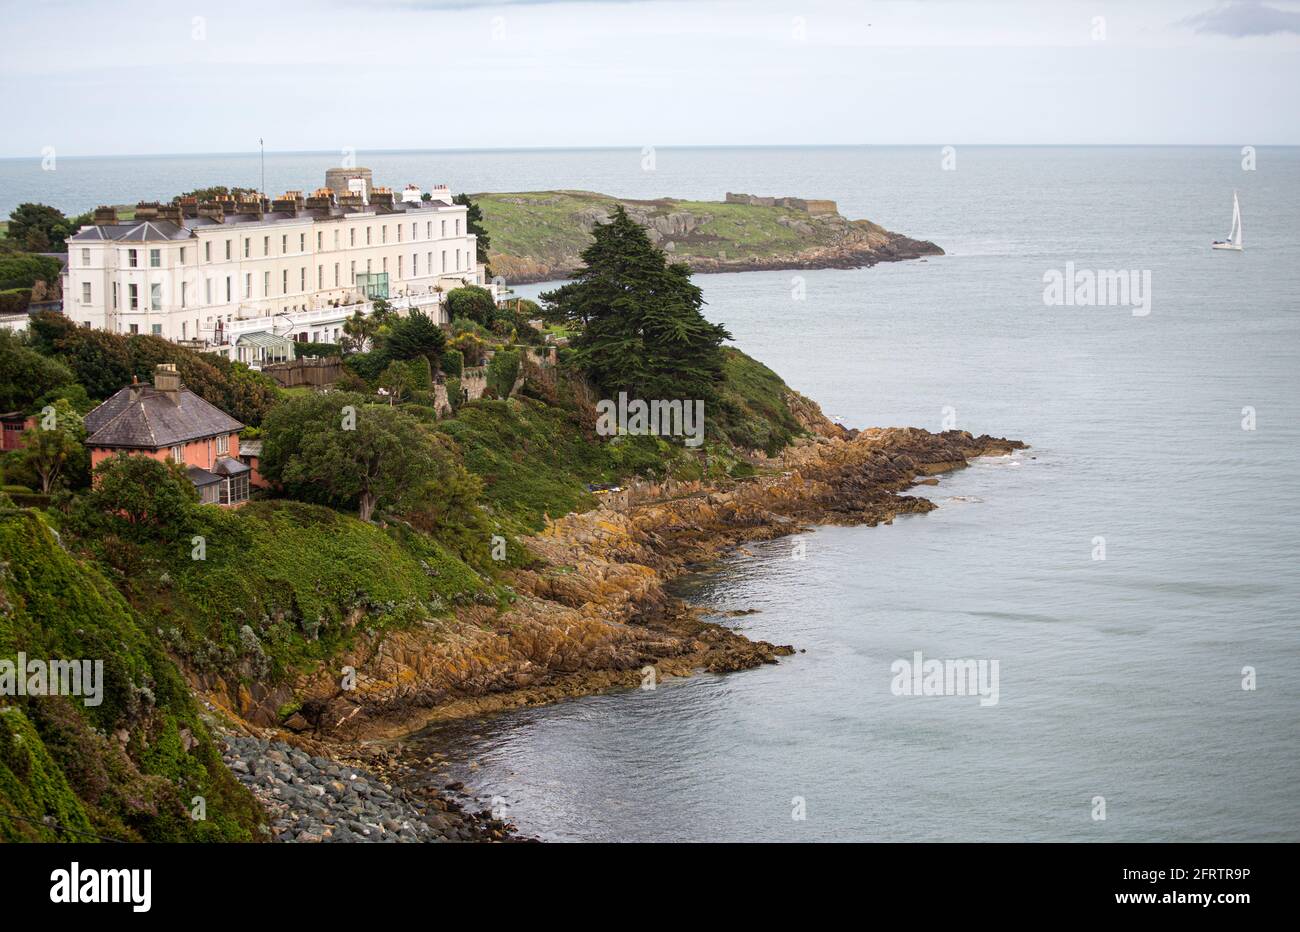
[1212,191,1244,251]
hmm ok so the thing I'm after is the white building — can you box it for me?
[63,172,491,365]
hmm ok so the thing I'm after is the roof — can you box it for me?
[236,331,294,351]
[211,456,250,477]
[68,198,465,243]
[186,465,222,488]
[238,440,263,458]
[84,383,244,450]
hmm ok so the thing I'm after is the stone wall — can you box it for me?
[724,192,838,216]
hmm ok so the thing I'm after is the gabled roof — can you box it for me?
[84,383,243,450]
[68,220,193,243]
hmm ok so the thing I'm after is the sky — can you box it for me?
[1,0,1298,157]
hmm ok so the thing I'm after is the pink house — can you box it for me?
[83,364,251,506]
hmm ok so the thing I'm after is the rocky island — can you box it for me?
[476,190,943,283]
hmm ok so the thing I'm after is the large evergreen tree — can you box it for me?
[453,194,491,269]
[542,205,730,403]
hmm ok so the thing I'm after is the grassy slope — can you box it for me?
[126,500,494,686]
[0,507,263,841]
[474,191,829,267]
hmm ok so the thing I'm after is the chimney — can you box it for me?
[157,204,183,225]
[371,187,395,208]
[197,202,226,223]
[134,201,161,221]
[92,205,118,225]
[305,188,335,211]
[153,363,182,398]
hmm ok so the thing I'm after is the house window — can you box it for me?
[227,276,233,302]
[366,227,372,245]
[205,241,211,262]
[129,284,138,309]
[243,238,250,258]
[112,282,118,308]
[152,323,162,336]
[129,324,139,334]
[171,445,184,463]
[82,248,91,266]
[412,223,417,240]
[220,474,249,505]
[412,253,418,276]
[179,247,186,263]
[334,263,339,286]
[205,278,212,304]
[396,225,401,243]
[150,249,161,268]
[441,251,447,272]
[217,434,229,454]
[318,265,323,289]
[441,220,446,237]
[350,261,355,284]
[128,249,138,268]
[282,269,288,293]
[150,283,162,310]
[81,282,91,304]
[281,235,287,253]
[181,281,188,307]
[299,233,305,251]
[397,256,402,278]
[349,228,355,247]
[226,239,232,260]
[300,267,305,291]
[426,222,431,238]
[245,274,252,299]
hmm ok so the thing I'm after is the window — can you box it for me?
[263,236,270,256]
[281,235,287,253]
[334,263,339,286]
[381,257,387,274]
[181,281,188,308]
[300,267,305,291]
[441,251,447,272]
[152,323,162,336]
[81,248,91,266]
[349,228,355,247]
[204,241,211,262]
[126,283,137,308]
[456,219,462,236]
[129,323,139,334]
[383,225,388,244]
[220,473,249,505]
[150,249,161,268]
[317,231,323,250]
[282,269,288,293]
[128,248,138,268]
[81,282,91,304]
[263,271,270,296]
[350,260,355,284]
[299,233,305,251]
[227,276,233,302]
[365,227,372,245]
[412,253,418,276]
[397,255,403,278]
[244,273,251,299]
[244,238,250,258]
[333,230,340,249]
[426,222,431,238]
[179,247,186,263]
[226,239,232,260]
[150,283,161,310]
[318,265,323,289]
[395,225,400,243]
[171,445,184,464]
[217,434,229,454]
[440,220,446,238]
[205,278,212,304]
[412,223,417,240]
[426,251,431,272]
[112,282,118,308]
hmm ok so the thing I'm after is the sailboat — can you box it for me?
[1212,191,1244,251]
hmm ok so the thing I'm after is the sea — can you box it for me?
[6,145,1297,841]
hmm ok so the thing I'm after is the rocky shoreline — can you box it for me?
[209,422,1024,841]
[258,425,1025,744]
[496,232,943,285]
[220,734,525,842]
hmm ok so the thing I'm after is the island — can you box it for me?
[475,190,943,283]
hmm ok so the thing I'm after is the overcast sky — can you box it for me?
[1,0,1298,157]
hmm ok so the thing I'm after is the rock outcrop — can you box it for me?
[241,428,1024,742]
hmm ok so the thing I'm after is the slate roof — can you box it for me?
[69,220,193,242]
[186,465,222,488]
[84,383,244,450]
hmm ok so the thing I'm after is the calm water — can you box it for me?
[12,147,1297,840]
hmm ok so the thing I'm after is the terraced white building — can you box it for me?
[63,172,491,365]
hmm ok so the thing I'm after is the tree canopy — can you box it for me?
[542,205,730,403]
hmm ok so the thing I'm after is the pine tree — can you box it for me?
[543,205,730,403]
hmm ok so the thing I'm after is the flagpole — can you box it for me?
[260,138,265,201]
